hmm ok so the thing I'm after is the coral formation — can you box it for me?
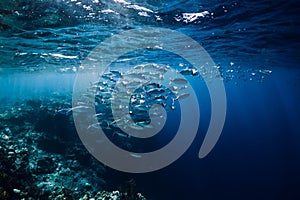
[0,97,147,199]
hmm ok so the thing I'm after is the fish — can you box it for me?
[179,68,199,76]
[131,105,149,112]
[130,153,142,158]
[88,121,110,130]
[169,85,178,91]
[152,94,168,100]
[57,105,90,115]
[170,78,188,85]
[176,93,190,100]
[169,85,188,91]
[135,121,150,126]
[258,69,272,75]
[110,118,122,125]
[110,117,130,129]
[57,108,72,116]
[113,131,128,138]
[87,122,102,129]
[93,113,105,118]
[147,88,165,95]
[133,64,170,74]
[127,124,144,130]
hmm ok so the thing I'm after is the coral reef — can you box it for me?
[0,97,147,199]
[81,190,146,200]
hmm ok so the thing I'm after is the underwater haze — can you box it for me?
[0,0,300,199]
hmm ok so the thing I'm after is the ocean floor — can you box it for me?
[0,95,146,200]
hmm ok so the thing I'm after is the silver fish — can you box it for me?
[147,88,165,95]
[114,132,128,138]
[258,69,272,75]
[130,153,142,158]
[91,120,112,130]
[179,68,199,76]
[176,93,190,100]
[93,113,105,118]
[170,78,188,85]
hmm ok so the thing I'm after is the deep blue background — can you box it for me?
[105,67,300,199]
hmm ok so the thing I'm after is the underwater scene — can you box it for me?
[0,0,299,199]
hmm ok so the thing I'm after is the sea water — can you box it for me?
[0,0,299,199]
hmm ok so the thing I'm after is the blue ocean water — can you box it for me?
[0,0,299,199]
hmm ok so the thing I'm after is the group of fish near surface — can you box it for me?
[54,60,272,143]
[69,62,273,155]
[66,63,200,139]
